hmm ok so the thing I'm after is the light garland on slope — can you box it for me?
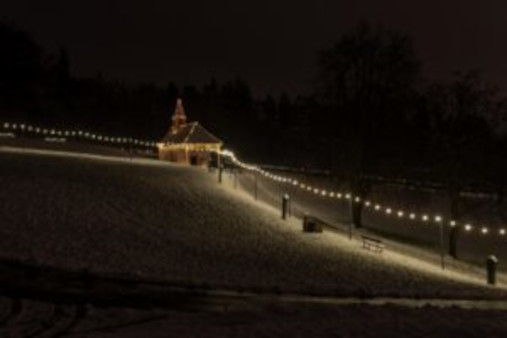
[1,122,157,148]
[216,148,506,238]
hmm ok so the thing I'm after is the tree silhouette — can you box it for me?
[424,71,499,257]
[317,23,421,227]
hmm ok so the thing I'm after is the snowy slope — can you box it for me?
[0,146,505,299]
[237,169,507,271]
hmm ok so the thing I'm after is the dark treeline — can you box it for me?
[2,21,507,212]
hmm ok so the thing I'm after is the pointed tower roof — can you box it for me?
[171,98,187,133]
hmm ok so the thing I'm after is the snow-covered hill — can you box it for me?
[0,146,505,299]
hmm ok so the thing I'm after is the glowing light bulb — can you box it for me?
[449,220,456,227]
[465,224,472,231]
[374,204,381,211]
[435,216,442,222]
[337,193,342,199]
[345,193,351,199]
[354,197,361,203]
[481,227,488,234]
[422,215,429,222]
[329,192,335,198]
[397,211,404,217]
[386,208,392,215]
[321,190,327,196]
[500,229,506,235]
[409,213,416,220]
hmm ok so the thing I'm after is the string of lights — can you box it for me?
[217,149,506,238]
[1,122,157,148]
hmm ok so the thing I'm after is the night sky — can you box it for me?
[2,0,507,97]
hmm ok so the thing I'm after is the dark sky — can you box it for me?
[2,0,507,98]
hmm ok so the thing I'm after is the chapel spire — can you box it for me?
[171,98,187,133]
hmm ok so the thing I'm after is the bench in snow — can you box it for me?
[361,235,385,253]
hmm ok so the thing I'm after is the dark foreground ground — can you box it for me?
[0,259,507,337]
[2,291,507,337]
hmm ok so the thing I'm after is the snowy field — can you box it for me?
[0,145,504,298]
[1,143,507,336]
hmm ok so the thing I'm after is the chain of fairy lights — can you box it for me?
[217,149,506,237]
[1,122,157,148]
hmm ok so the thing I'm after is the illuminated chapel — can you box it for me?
[157,98,222,166]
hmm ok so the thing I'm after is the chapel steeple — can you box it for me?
[171,98,187,133]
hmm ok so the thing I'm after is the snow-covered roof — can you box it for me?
[160,121,222,145]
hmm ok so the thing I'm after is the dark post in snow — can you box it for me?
[348,196,353,240]
[254,172,258,200]
[282,193,290,220]
[448,190,461,259]
[487,255,498,285]
[128,138,133,161]
[218,165,223,184]
[438,218,445,270]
